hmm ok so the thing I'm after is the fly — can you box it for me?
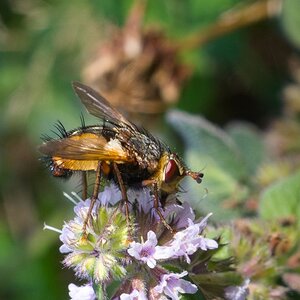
[39,82,203,232]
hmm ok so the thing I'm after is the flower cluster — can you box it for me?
[45,184,248,299]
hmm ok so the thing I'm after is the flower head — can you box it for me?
[60,199,130,283]
[45,190,234,299]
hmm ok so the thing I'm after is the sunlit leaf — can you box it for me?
[281,0,300,49]
[259,170,300,222]
[226,122,266,174]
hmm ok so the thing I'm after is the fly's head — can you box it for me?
[156,152,203,193]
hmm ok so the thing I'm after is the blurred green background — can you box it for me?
[1,0,300,299]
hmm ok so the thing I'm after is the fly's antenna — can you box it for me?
[185,170,204,184]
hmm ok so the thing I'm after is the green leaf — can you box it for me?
[95,283,107,300]
[168,110,246,179]
[189,272,244,300]
[281,0,300,49]
[168,110,249,219]
[226,122,265,174]
[183,150,244,220]
[259,170,300,222]
[181,291,205,300]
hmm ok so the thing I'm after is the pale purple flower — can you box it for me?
[59,225,76,254]
[58,189,123,257]
[128,214,218,267]
[72,198,101,226]
[224,279,250,300]
[154,271,197,300]
[120,289,147,300]
[128,230,159,268]
[68,283,96,300]
[164,201,195,229]
[127,188,153,214]
[99,184,122,206]
[169,215,218,263]
[59,199,93,254]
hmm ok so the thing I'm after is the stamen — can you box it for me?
[43,223,62,234]
[63,192,78,205]
[71,191,84,202]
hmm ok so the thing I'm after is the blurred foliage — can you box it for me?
[212,217,300,299]
[168,111,264,220]
[1,0,300,299]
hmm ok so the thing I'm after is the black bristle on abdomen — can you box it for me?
[40,156,73,178]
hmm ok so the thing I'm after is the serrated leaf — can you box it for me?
[259,170,300,221]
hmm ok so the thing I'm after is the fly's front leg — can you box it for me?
[112,162,130,225]
[146,180,173,233]
[82,161,102,236]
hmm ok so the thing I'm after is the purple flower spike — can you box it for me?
[154,271,198,300]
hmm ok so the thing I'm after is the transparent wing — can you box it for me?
[72,81,135,129]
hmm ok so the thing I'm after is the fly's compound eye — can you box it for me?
[164,159,181,183]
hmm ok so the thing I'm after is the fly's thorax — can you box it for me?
[152,152,187,193]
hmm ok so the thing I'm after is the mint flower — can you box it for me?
[127,188,154,214]
[68,283,96,300]
[169,216,218,263]
[99,184,122,206]
[44,187,244,299]
[119,289,147,300]
[164,201,196,229]
[127,214,218,268]
[154,271,198,300]
[127,230,159,268]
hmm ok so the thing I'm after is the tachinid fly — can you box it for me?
[39,82,203,231]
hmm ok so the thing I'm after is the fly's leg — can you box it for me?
[82,171,88,200]
[82,162,102,236]
[152,182,173,233]
[112,162,130,226]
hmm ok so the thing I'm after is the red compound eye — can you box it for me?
[165,159,180,183]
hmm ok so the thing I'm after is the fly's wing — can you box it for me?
[39,133,134,162]
[72,81,135,130]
